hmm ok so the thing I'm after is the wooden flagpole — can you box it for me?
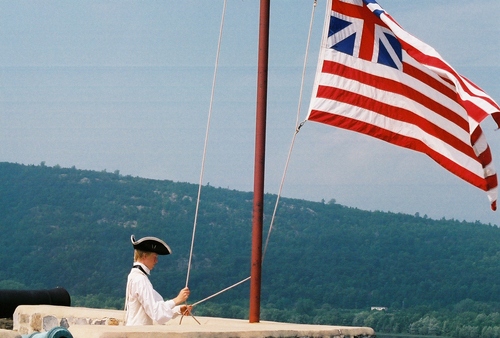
[249,0,270,324]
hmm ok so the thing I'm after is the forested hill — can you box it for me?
[2,161,500,314]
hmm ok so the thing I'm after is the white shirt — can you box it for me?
[124,262,182,325]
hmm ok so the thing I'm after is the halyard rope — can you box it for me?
[185,0,228,289]
[262,0,317,262]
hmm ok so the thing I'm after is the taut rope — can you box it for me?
[185,0,228,289]
[263,0,317,262]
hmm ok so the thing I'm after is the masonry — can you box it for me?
[0,305,376,338]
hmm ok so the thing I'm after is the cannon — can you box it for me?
[21,326,73,338]
[0,288,70,318]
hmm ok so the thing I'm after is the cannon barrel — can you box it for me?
[0,287,70,318]
[22,326,73,338]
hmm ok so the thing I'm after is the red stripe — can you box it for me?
[462,100,494,123]
[470,126,482,144]
[402,63,456,103]
[478,147,493,172]
[471,126,495,182]
[309,109,489,191]
[316,84,477,158]
[321,60,469,131]
[398,40,498,122]
[486,173,498,192]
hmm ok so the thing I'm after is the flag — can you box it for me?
[307,0,500,210]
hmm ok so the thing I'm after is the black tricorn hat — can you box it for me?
[131,235,172,255]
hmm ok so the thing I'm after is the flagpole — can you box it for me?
[249,0,270,324]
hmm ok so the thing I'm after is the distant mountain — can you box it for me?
[2,161,500,313]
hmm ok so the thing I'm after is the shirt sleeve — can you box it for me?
[131,275,180,324]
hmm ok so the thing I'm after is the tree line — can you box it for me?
[2,162,500,337]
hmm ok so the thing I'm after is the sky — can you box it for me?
[1,0,499,225]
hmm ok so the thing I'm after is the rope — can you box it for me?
[185,0,317,307]
[262,121,305,262]
[191,277,251,307]
[180,277,251,325]
[262,0,317,262]
[185,0,228,288]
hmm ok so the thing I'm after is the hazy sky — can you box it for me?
[1,0,499,225]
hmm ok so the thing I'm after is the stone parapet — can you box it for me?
[11,305,375,338]
[13,305,123,335]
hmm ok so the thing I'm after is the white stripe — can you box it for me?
[365,2,384,13]
[311,96,485,178]
[473,132,489,157]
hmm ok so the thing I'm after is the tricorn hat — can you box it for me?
[131,235,172,255]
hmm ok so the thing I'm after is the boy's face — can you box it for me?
[143,252,159,270]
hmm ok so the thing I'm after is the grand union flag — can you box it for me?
[307,0,500,210]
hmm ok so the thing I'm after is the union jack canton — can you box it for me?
[328,0,402,70]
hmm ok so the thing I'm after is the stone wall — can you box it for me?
[13,305,123,335]
[9,305,376,338]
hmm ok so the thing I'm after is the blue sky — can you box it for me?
[1,0,499,225]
